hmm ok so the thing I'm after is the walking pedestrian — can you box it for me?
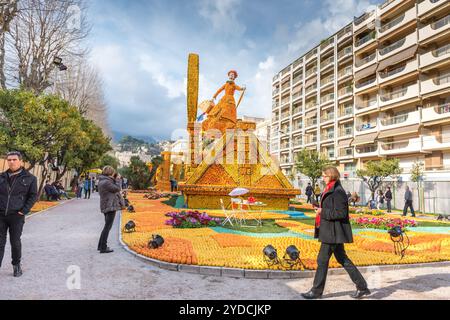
[84,176,91,199]
[0,151,38,277]
[314,184,321,203]
[403,186,416,217]
[77,177,84,199]
[305,183,314,204]
[385,187,393,213]
[376,190,385,210]
[97,166,125,254]
[302,166,370,300]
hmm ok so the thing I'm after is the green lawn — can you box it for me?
[221,219,289,233]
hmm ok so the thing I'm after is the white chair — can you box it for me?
[220,198,236,226]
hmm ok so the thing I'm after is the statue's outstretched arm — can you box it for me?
[213,84,226,100]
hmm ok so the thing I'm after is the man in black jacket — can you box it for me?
[0,151,38,277]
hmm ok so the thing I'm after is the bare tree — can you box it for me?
[51,56,110,133]
[6,0,90,94]
[0,0,19,89]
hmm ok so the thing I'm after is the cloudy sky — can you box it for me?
[88,0,379,140]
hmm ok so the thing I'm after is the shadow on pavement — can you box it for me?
[321,273,450,300]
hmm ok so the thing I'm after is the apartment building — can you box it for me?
[270,0,450,184]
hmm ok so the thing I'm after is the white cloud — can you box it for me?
[198,0,246,36]
[139,54,186,99]
[259,56,274,71]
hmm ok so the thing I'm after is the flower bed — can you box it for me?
[353,208,385,216]
[351,217,418,230]
[165,211,222,228]
[31,201,60,213]
[121,194,450,271]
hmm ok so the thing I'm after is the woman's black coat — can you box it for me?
[314,180,354,244]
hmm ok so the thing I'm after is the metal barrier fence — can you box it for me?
[295,178,450,215]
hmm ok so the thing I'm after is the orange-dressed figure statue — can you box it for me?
[201,70,246,134]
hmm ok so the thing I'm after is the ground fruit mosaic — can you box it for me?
[121,194,450,271]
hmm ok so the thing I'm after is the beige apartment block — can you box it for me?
[270,0,450,183]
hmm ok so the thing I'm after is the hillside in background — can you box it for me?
[115,134,163,156]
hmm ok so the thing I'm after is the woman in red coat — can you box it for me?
[302,166,370,300]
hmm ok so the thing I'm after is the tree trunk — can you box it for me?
[37,165,49,200]
[0,32,6,89]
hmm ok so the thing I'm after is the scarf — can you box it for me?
[315,180,336,228]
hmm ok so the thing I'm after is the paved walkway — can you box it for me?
[0,195,448,300]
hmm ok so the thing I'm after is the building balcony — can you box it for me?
[305,117,318,128]
[281,66,291,78]
[355,98,378,115]
[292,106,302,115]
[281,83,291,93]
[337,86,353,100]
[272,88,280,97]
[338,147,354,159]
[273,74,280,83]
[355,76,377,93]
[339,105,354,118]
[418,0,448,18]
[320,38,335,54]
[293,75,303,85]
[420,43,450,70]
[379,82,419,108]
[305,101,318,111]
[293,58,303,71]
[320,93,335,106]
[305,86,318,97]
[338,66,353,81]
[354,11,376,33]
[305,135,318,145]
[422,134,450,151]
[292,122,303,132]
[293,136,303,147]
[321,132,335,142]
[280,140,290,149]
[379,58,418,84]
[305,50,318,63]
[379,32,417,61]
[355,52,377,73]
[421,71,450,96]
[419,14,450,43]
[355,122,378,135]
[305,67,318,79]
[355,144,379,158]
[320,76,335,89]
[320,56,335,71]
[339,127,354,138]
[422,102,450,123]
[355,31,377,50]
[338,46,353,61]
[321,112,335,124]
[281,112,290,120]
[292,91,302,102]
[338,26,353,43]
[280,100,290,108]
[280,127,291,136]
[379,137,422,156]
[379,6,417,35]
[380,110,420,131]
